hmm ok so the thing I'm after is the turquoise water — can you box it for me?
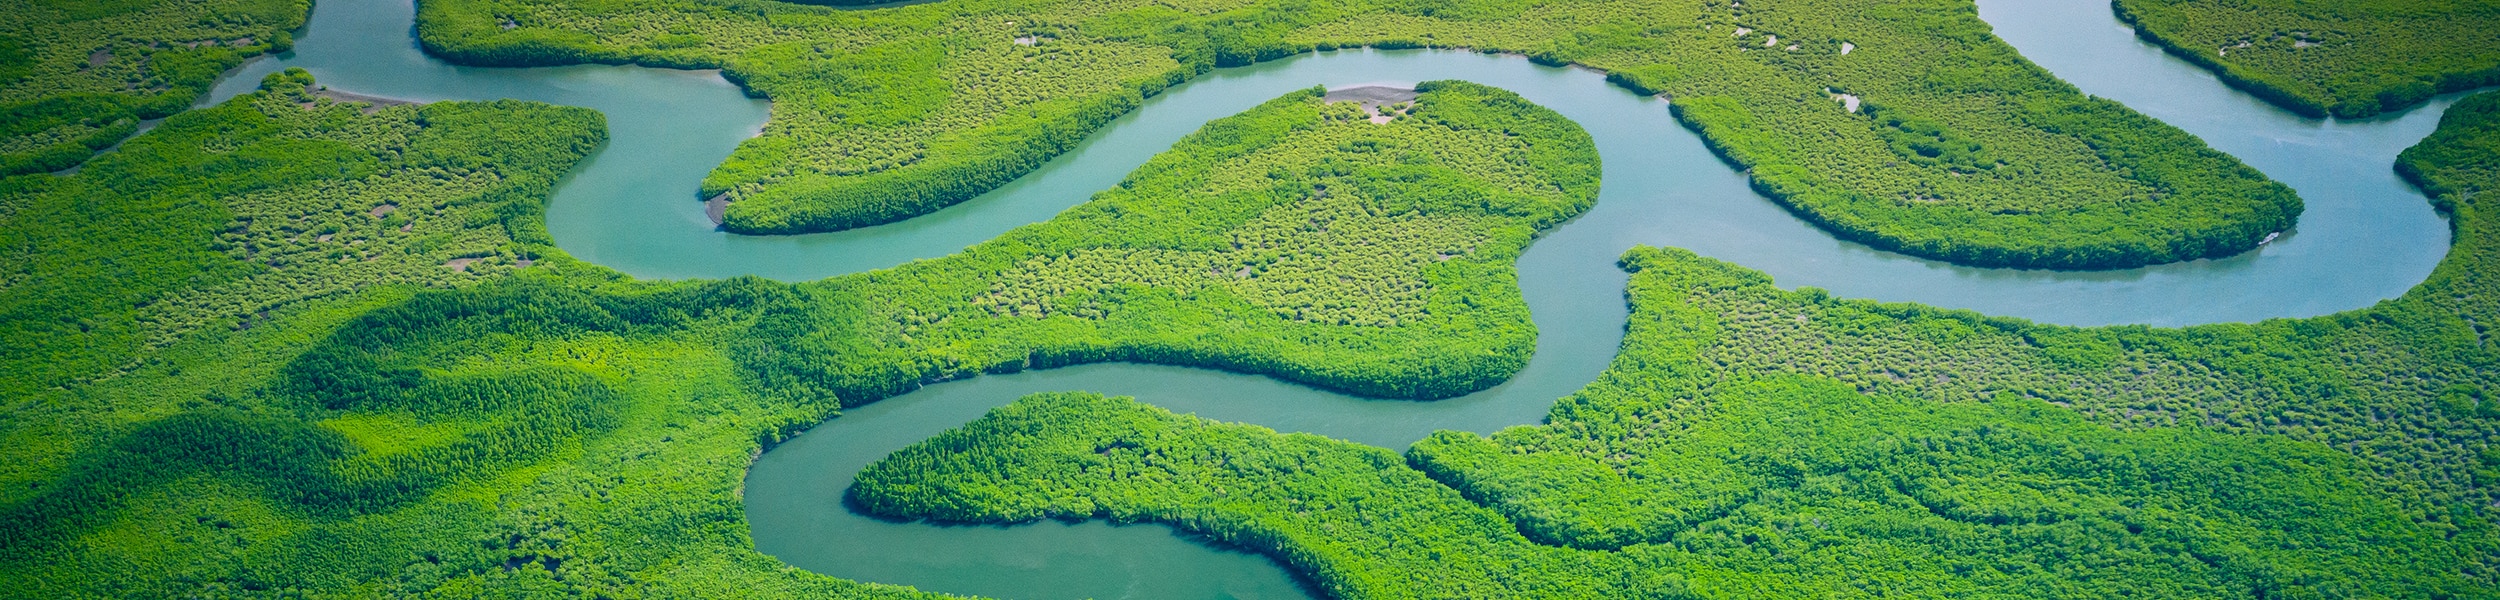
[213,0,2459,327]
[206,0,2477,598]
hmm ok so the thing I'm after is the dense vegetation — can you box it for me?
[417,0,2300,270]
[4,0,2496,587]
[863,382,2487,598]
[0,68,604,403]
[2114,0,2500,118]
[734,81,1598,403]
[0,0,308,174]
[0,71,683,596]
[0,81,1601,597]
[853,91,2500,598]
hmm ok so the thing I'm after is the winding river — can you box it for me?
[200,0,2480,597]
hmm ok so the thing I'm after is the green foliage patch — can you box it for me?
[0,67,609,547]
[0,69,605,403]
[0,35,33,85]
[2115,0,2500,118]
[2399,90,2500,212]
[0,0,311,173]
[1863,102,1993,172]
[863,377,2488,597]
[0,81,1595,597]
[29,0,170,23]
[739,81,1595,405]
[0,94,139,175]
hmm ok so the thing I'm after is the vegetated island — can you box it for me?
[2113,0,2500,119]
[420,0,2300,271]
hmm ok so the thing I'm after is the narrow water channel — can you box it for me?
[199,0,2479,598]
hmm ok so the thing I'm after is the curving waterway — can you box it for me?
[203,0,2480,597]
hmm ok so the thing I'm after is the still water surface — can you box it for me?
[207,0,2476,597]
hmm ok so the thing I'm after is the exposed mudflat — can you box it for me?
[1323,85,1418,107]
[705,193,729,225]
[1325,85,1418,123]
[317,87,421,113]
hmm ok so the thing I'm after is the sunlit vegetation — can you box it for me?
[852,92,2500,599]
[1,17,2492,587]
[862,381,2489,598]
[0,82,1595,597]
[977,90,1555,329]
[418,0,2298,269]
[2114,0,2500,118]
[0,0,308,174]
[0,68,603,403]
[0,273,896,599]
[0,71,641,598]
[0,71,906,598]
[732,82,1596,403]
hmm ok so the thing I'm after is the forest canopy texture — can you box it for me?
[418,0,2303,270]
[6,66,2500,597]
[3,0,2500,597]
[0,78,1614,597]
[0,0,306,175]
[2114,0,2500,118]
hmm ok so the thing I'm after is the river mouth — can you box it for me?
[203,0,2476,598]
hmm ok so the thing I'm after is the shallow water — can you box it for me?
[207,0,2474,598]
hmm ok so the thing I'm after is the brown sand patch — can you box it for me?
[705,193,730,225]
[1323,85,1419,125]
[317,88,422,114]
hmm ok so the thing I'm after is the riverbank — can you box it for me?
[3,0,2495,597]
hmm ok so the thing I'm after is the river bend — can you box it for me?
[197,0,2479,597]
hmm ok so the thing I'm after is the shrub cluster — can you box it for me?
[0,0,310,174]
[6,10,2499,590]
[2115,0,2500,118]
[0,81,1597,597]
[861,378,2491,597]
[0,69,604,402]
